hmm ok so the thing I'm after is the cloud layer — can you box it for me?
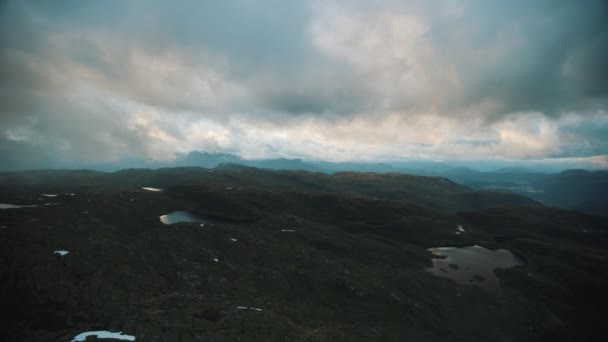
[1,0,607,169]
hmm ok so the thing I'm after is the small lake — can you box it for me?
[428,245,524,292]
[0,203,37,209]
[71,330,135,341]
[160,211,208,225]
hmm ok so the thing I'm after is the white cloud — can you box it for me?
[1,0,607,168]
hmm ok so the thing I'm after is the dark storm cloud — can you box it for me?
[558,116,608,157]
[0,0,322,111]
[302,0,608,120]
[1,0,608,168]
[4,0,606,117]
[445,0,608,117]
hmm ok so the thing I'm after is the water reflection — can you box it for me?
[427,245,524,291]
[71,330,135,342]
[160,211,208,225]
[0,203,37,209]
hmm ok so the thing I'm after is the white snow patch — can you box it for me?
[457,225,465,232]
[142,187,163,192]
[281,229,295,233]
[42,194,58,197]
[212,258,219,263]
[237,306,262,312]
[54,250,69,256]
[230,238,237,242]
[71,330,135,342]
[200,223,205,227]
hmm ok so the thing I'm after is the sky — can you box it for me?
[1,0,608,170]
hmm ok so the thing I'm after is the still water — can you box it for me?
[428,245,524,291]
[159,211,208,225]
[0,203,37,209]
[71,330,135,341]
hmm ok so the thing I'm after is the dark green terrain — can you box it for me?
[1,165,606,341]
[440,168,608,217]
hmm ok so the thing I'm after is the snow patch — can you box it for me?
[142,187,163,192]
[237,306,262,312]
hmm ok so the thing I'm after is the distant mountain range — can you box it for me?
[436,168,608,217]
[3,151,607,216]
[24,151,601,174]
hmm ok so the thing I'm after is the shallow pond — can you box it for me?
[0,203,37,209]
[160,211,208,225]
[428,245,524,291]
[71,330,135,341]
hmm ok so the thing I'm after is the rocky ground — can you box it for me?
[1,166,607,341]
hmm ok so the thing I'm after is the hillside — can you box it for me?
[0,166,606,341]
[442,168,608,216]
[0,165,538,213]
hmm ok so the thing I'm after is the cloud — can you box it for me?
[1,0,607,169]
